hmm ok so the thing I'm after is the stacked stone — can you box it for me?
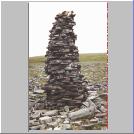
[44,11,88,110]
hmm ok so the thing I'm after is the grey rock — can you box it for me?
[64,106,69,112]
[99,106,106,113]
[68,102,96,120]
[35,109,47,114]
[60,115,67,119]
[55,118,63,124]
[34,89,44,94]
[63,118,70,124]
[33,121,40,126]
[90,117,99,123]
[86,85,94,90]
[82,102,90,107]
[29,120,36,127]
[62,124,71,130]
[47,121,58,127]
[44,110,58,116]
[60,112,68,116]
[29,125,40,130]
[39,116,52,124]
[40,124,46,130]
[72,120,82,125]
[87,95,97,100]
[31,111,40,119]
[33,86,38,92]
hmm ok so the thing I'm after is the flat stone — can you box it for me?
[29,94,37,97]
[35,109,47,114]
[60,115,67,119]
[88,90,97,94]
[34,121,40,126]
[29,120,36,127]
[34,89,44,94]
[69,105,96,120]
[47,121,58,127]
[29,125,40,130]
[82,101,90,107]
[60,112,68,116]
[39,116,52,124]
[87,96,97,100]
[44,110,58,116]
[72,120,82,125]
[90,117,99,123]
[29,91,33,95]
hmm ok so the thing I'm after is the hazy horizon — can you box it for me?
[29,52,107,58]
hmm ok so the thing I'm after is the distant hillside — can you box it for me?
[29,53,107,64]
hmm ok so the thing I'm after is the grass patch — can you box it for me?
[79,53,107,62]
[29,56,45,64]
[29,53,107,64]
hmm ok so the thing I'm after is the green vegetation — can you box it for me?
[29,53,107,85]
[79,53,107,62]
[29,53,107,64]
[29,56,45,64]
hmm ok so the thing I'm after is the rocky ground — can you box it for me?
[29,60,108,130]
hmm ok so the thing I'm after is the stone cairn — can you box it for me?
[44,11,88,110]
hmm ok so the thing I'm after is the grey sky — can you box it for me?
[29,2,107,57]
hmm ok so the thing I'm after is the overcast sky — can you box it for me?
[29,2,107,57]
